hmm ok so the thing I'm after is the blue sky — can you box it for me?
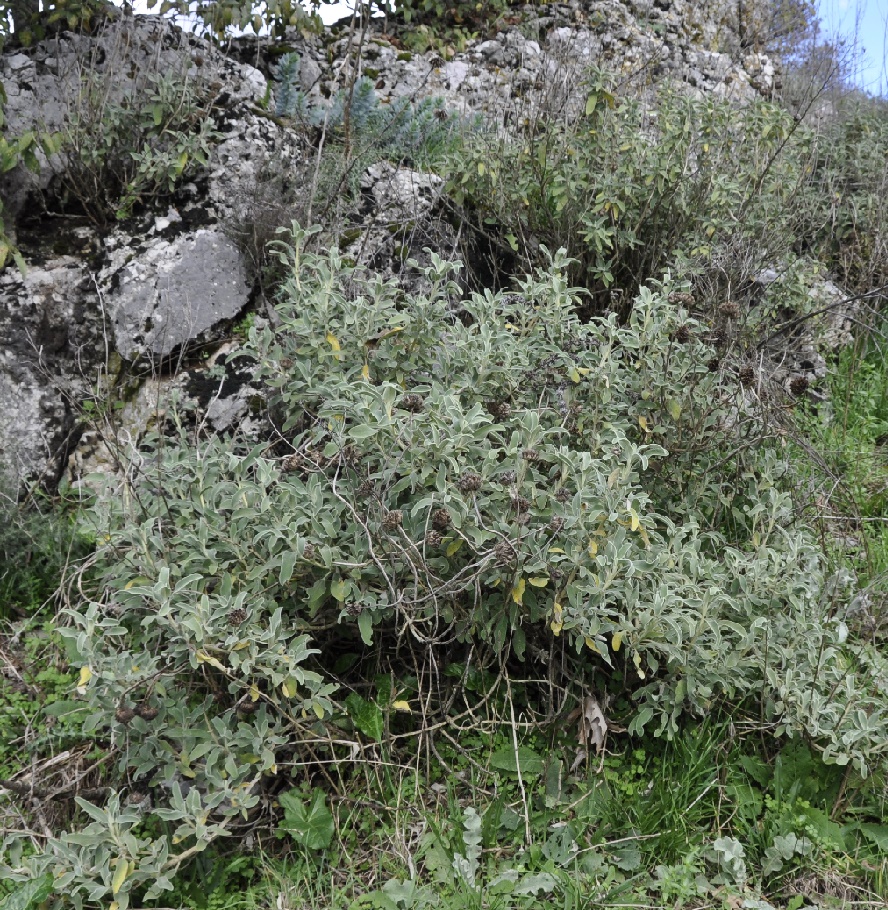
[816,0,888,95]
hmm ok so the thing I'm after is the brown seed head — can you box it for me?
[458,471,482,493]
[549,515,565,532]
[673,325,691,344]
[432,508,451,530]
[739,364,756,387]
[424,529,443,547]
[521,448,541,462]
[400,393,424,413]
[135,704,159,721]
[719,301,740,319]
[486,400,512,420]
[303,542,316,561]
[707,357,721,373]
[356,479,375,498]
[280,454,301,473]
[499,470,517,486]
[511,494,530,514]
[115,707,136,725]
[382,509,403,531]
[555,487,571,503]
[789,375,810,396]
[227,607,248,627]
[494,539,516,565]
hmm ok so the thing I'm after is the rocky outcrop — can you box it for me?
[0,2,806,490]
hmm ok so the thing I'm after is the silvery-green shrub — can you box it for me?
[4,227,884,903]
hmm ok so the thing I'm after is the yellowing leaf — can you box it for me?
[282,678,298,698]
[232,641,250,651]
[249,683,260,702]
[584,636,598,653]
[551,602,563,635]
[313,702,325,720]
[392,700,412,712]
[666,398,682,421]
[550,620,563,636]
[638,415,648,432]
[549,547,565,554]
[612,631,623,652]
[77,666,92,688]
[326,331,342,360]
[361,363,370,381]
[111,856,129,895]
[569,368,581,383]
[195,650,226,671]
[629,509,640,532]
[528,577,548,587]
[588,539,598,557]
[512,577,526,605]
[446,538,464,557]
[633,650,646,679]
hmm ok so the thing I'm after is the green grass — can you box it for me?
[795,319,888,613]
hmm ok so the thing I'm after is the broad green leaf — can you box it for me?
[278,788,335,849]
[279,550,297,585]
[345,693,384,741]
[357,610,373,646]
[0,875,54,910]
[489,745,543,777]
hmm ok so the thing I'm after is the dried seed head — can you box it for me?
[135,704,159,721]
[789,375,810,396]
[719,301,740,319]
[356,479,375,498]
[521,448,541,463]
[382,509,403,531]
[424,529,443,547]
[710,329,728,348]
[707,356,721,373]
[498,470,517,486]
[400,393,424,413]
[555,487,571,503]
[280,454,301,473]
[458,471,482,493]
[227,607,248,627]
[126,789,149,805]
[739,364,756,387]
[303,542,317,561]
[345,602,364,616]
[238,699,259,714]
[115,707,136,725]
[434,107,448,121]
[432,508,451,530]
[549,515,565,532]
[511,494,530,514]
[486,400,512,420]
[673,325,691,344]
[494,539,516,565]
